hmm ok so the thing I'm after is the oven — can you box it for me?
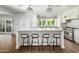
[64,27,74,41]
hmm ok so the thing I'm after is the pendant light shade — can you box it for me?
[27,5,33,12]
[26,5,34,15]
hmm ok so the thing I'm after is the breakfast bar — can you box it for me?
[16,28,64,49]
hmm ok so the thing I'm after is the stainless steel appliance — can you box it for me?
[64,27,74,42]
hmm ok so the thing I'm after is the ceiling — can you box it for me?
[0,5,77,16]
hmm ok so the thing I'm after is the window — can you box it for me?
[38,18,56,27]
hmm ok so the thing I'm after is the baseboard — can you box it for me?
[64,37,75,42]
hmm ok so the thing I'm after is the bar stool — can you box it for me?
[42,34,50,51]
[31,34,39,51]
[21,34,29,51]
[50,33,61,51]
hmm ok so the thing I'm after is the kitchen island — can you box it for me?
[15,28,64,49]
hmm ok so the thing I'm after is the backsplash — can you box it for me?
[66,20,79,28]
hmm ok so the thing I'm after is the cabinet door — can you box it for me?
[6,20,12,32]
[0,35,12,50]
[0,16,13,32]
[63,7,79,20]
[74,29,79,43]
[64,8,74,19]
[0,19,5,32]
[73,7,79,19]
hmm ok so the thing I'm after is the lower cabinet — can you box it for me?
[74,29,79,44]
[0,34,16,51]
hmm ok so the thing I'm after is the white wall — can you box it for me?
[57,14,62,27]
[13,14,30,32]
[13,13,38,32]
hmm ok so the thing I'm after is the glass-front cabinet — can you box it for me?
[0,15,13,32]
[0,18,5,32]
[6,20,12,32]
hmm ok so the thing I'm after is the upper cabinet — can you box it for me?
[6,18,13,32]
[73,7,79,19]
[0,15,13,32]
[62,6,79,20]
[0,7,13,33]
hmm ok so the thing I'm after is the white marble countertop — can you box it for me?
[18,28,63,31]
[0,32,14,35]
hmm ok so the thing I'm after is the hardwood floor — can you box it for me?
[1,39,79,53]
[63,39,79,53]
[17,39,79,53]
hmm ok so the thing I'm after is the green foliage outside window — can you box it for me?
[38,18,56,27]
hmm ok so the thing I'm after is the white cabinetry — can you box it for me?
[73,7,79,19]
[0,15,13,32]
[74,29,79,44]
[0,35,12,50]
[62,7,79,20]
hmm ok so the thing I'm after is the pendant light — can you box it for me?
[26,5,34,16]
[46,5,53,17]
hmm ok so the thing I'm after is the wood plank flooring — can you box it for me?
[1,39,79,53]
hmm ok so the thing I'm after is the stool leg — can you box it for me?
[27,39,29,52]
[27,46,29,52]
[50,39,52,52]
[31,38,33,52]
[53,40,54,51]
[42,38,43,51]
[50,45,51,52]
[59,38,62,51]
[38,38,39,51]
[56,38,57,46]
[23,38,24,46]
[47,38,49,50]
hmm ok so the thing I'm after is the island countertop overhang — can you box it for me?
[17,28,63,32]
